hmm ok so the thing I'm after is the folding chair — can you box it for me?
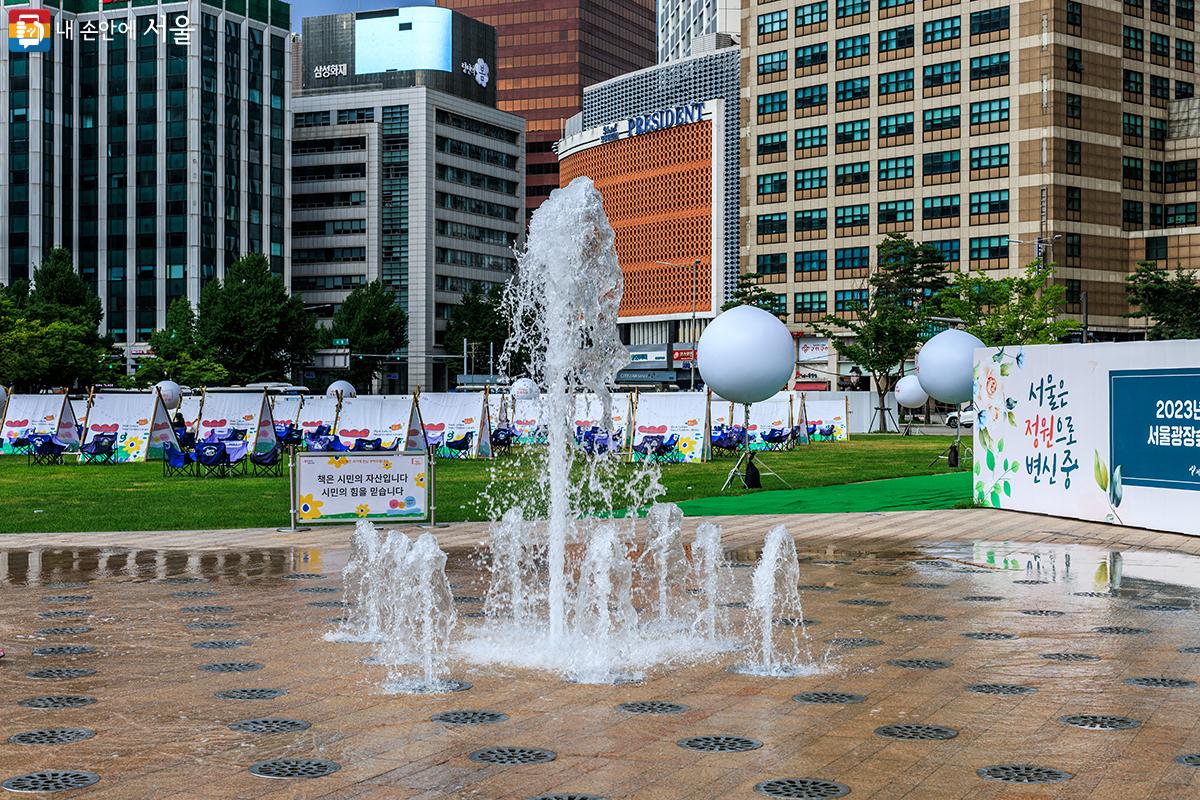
[633,434,662,461]
[225,428,247,441]
[250,444,283,477]
[162,442,195,478]
[492,427,515,456]
[80,433,117,464]
[194,442,230,478]
[352,437,383,452]
[441,431,474,459]
[654,434,681,462]
[9,433,34,456]
[28,435,68,466]
[762,428,789,451]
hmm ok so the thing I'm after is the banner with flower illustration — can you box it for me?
[417,392,493,458]
[747,395,793,451]
[630,391,706,462]
[81,392,179,462]
[197,391,277,453]
[335,395,414,449]
[1,394,80,454]
[802,398,849,442]
[296,452,429,523]
[973,339,1200,536]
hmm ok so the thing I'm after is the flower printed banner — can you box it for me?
[973,340,1200,536]
[296,452,429,523]
[629,392,701,462]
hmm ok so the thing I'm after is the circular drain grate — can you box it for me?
[1060,714,1141,730]
[281,573,326,580]
[776,617,819,627]
[1125,676,1196,688]
[954,568,991,574]
[793,691,865,705]
[453,595,482,603]
[27,668,95,681]
[461,611,486,619]
[977,764,1073,784]
[721,601,749,609]
[913,559,951,567]
[1179,646,1200,654]
[677,735,762,753]
[528,795,607,800]
[192,640,248,650]
[39,610,90,619]
[961,596,1003,602]
[874,723,958,741]
[216,688,286,700]
[828,637,882,648]
[754,778,850,798]
[617,701,688,715]
[8,728,95,745]
[839,598,890,607]
[1041,652,1099,662]
[2,771,100,793]
[248,759,341,780]
[469,747,557,765]
[432,710,509,724]
[181,605,232,614]
[32,645,95,656]
[897,614,945,622]
[811,560,850,566]
[46,582,87,590]
[1073,591,1112,598]
[1012,579,1049,585]
[42,595,92,604]
[888,659,951,670]
[961,632,1018,641]
[170,590,218,599]
[1175,754,1200,767]
[1094,625,1151,635]
[199,662,262,673]
[902,582,948,590]
[797,584,836,592]
[229,718,312,734]
[967,683,1036,696]
[308,601,350,608]
[163,576,206,584]
[33,627,92,636]
[1136,603,1190,611]
[297,586,339,594]
[187,621,237,631]
[1021,609,1065,617]
[18,695,97,710]
[856,570,900,577]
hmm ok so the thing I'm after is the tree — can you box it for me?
[444,285,512,383]
[197,254,318,384]
[935,260,1079,346]
[27,248,104,330]
[134,298,229,387]
[329,280,408,390]
[721,272,778,313]
[1125,260,1200,340]
[811,235,950,431]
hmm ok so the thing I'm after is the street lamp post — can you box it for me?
[655,259,704,390]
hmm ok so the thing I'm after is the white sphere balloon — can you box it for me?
[916,329,985,405]
[154,380,182,410]
[697,305,794,405]
[327,379,356,398]
[0,385,7,411]
[894,374,929,409]
[511,377,539,401]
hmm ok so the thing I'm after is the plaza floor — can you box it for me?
[1,509,1199,799]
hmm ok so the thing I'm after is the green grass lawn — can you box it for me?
[0,435,971,534]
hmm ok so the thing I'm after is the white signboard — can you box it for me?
[296,452,429,524]
[795,336,831,363]
[972,339,1200,536]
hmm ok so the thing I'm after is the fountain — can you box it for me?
[733,525,816,677]
[326,520,388,643]
[690,521,728,642]
[638,502,690,629]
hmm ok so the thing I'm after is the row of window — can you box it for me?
[756,239,1007,279]
[757,195,1009,232]
[1121,157,1198,183]
[1123,69,1197,100]
[1127,0,1196,19]
[1123,27,1195,63]
[759,2,1010,35]
[758,147,1010,192]
[1122,200,1199,226]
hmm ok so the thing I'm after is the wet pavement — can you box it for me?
[1,511,1199,799]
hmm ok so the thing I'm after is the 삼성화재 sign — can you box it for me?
[296,452,428,524]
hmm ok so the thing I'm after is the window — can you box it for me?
[879,69,914,95]
[1066,186,1082,212]
[1066,46,1083,73]
[1179,81,1196,99]
[757,253,788,274]
[929,240,960,263]
[758,10,787,34]
[835,161,870,185]
[836,248,870,271]
[337,108,374,124]
[1180,39,1196,64]
[836,34,870,60]
[757,51,788,75]
[879,0,907,8]
[1066,1,1082,25]
[757,131,787,155]
[795,291,827,313]
[1124,26,1144,53]
[836,119,870,143]
[796,84,828,108]
[924,150,960,174]
[1150,116,1167,142]
[763,294,788,316]
[836,0,869,16]
[879,156,914,180]
[923,105,960,131]
[796,125,828,148]
[879,25,914,52]
[1124,200,1145,226]
[757,212,788,235]
[795,251,827,272]
[969,190,1009,215]
[1151,32,1170,57]
[1151,160,1165,186]
[879,199,914,223]
[923,195,960,218]
[970,53,1009,80]
[970,98,1009,124]
[1145,236,1167,261]
[1181,0,1196,21]
[1125,69,1144,95]
[758,91,788,116]
[970,7,1009,35]
[969,236,1008,260]
[879,112,914,136]
[758,172,788,195]
[1151,203,1165,226]
[1167,159,1197,184]
[1124,112,1144,137]
[836,77,871,102]
[1066,140,1082,165]
[1066,233,1082,258]
[835,289,869,311]
[796,43,829,67]
[796,1,828,26]
[796,208,828,230]
[1066,93,1082,119]
[924,61,960,87]
[294,111,330,128]
[1151,74,1170,100]
[969,144,1009,169]
[1123,156,1144,182]
[836,204,870,228]
[795,166,828,189]
[924,17,961,44]
[1153,0,1170,13]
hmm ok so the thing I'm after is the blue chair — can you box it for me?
[162,442,195,478]
[654,433,681,462]
[312,424,331,437]
[353,437,383,452]
[28,434,68,466]
[224,428,247,441]
[80,433,117,464]
[276,424,302,448]
[194,441,230,478]
[9,432,34,455]
[440,431,474,459]
[762,428,789,451]
[818,424,836,440]
[329,437,349,452]
[633,434,662,461]
[250,443,283,477]
[492,426,516,455]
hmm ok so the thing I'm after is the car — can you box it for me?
[945,404,976,429]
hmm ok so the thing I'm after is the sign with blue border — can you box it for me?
[1110,367,1200,492]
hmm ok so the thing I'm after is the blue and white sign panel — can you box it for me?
[972,340,1200,535]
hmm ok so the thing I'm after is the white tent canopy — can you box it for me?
[198,391,277,452]
[630,392,704,461]
[81,392,179,462]
[2,394,80,454]
[334,395,414,449]
[418,392,493,458]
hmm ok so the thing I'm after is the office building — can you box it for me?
[0,0,292,352]
[438,0,656,217]
[742,0,1200,350]
[657,0,739,63]
[293,6,525,391]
